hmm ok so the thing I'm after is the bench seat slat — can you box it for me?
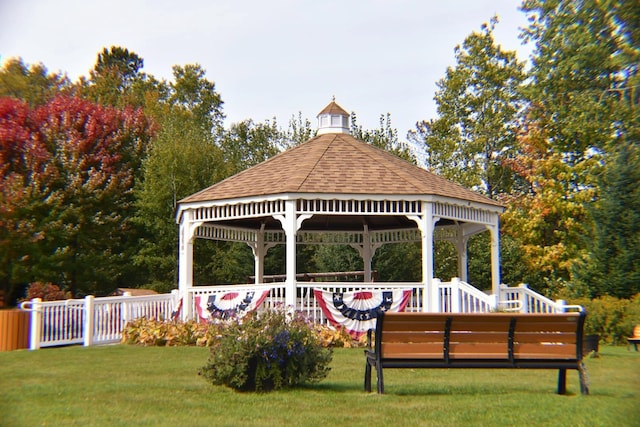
[514,343,577,358]
[382,343,444,358]
[514,331,576,344]
[449,342,509,356]
[450,332,509,343]
[382,321,448,332]
[516,322,578,333]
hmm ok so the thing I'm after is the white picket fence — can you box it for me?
[19,291,179,350]
[19,280,580,350]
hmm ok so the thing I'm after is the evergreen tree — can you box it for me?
[573,141,640,298]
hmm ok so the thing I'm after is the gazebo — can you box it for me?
[175,101,505,319]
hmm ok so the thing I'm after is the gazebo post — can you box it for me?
[178,210,198,320]
[413,202,438,312]
[363,225,372,282]
[276,200,298,308]
[456,227,469,282]
[489,220,501,299]
[253,225,265,285]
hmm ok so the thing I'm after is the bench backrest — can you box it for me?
[375,312,586,361]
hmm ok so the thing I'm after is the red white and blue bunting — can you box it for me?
[313,289,412,339]
[195,290,270,322]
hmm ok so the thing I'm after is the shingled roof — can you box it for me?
[179,131,502,208]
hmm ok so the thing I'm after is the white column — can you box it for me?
[253,227,265,285]
[273,201,312,307]
[488,219,501,297]
[363,225,372,282]
[409,202,438,312]
[275,200,299,307]
[178,210,200,320]
[456,225,469,282]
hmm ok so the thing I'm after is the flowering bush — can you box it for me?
[199,309,332,392]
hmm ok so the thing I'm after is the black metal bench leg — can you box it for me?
[377,365,384,394]
[364,362,372,392]
[557,368,567,394]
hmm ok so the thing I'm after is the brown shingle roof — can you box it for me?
[179,133,502,208]
[317,101,349,116]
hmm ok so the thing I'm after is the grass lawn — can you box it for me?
[1,344,638,426]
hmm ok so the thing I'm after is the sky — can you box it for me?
[0,0,533,140]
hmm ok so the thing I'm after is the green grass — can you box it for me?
[1,345,638,427]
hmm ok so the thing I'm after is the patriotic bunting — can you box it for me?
[170,298,183,321]
[313,289,412,339]
[195,290,270,322]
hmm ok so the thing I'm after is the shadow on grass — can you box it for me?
[297,381,363,393]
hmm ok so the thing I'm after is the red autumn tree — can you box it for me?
[0,96,155,305]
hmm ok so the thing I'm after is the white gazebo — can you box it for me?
[175,101,505,318]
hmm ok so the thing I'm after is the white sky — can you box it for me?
[0,0,532,139]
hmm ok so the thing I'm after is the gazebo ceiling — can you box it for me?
[213,213,452,233]
[179,132,503,209]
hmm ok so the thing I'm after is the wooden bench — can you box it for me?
[364,311,589,395]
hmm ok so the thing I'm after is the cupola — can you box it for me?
[316,98,350,135]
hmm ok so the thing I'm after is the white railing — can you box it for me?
[499,283,583,313]
[19,281,582,350]
[20,291,179,350]
[433,278,497,313]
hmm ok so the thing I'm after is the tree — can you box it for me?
[0,58,71,105]
[220,119,283,175]
[500,110,596,295]
[513,0,640,296]
[572,140,640,299]
[282,112,316,149]
[133,65,227,291]
[79,46,157,109]
[0,96,154,302]
[169,64,225,134]
[352,112,415,163]
[408,17,526,198]
[134,111,227,290]
[521,0,638,164]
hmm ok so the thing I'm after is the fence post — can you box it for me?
[122,291,131,328]
[84,295,94,347]
[451,277,461,313]
[29,298,42,350]
[489,294,499,312]
[555,299,566,313]
[430,278,441,313]
[421,280,429,312]
[519,283,529,313]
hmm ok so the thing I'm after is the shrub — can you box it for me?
[570,293,640,344]
[199,309,332,392]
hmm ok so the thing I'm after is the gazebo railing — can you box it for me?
[17,281,583,351]
[499,283,583,313]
